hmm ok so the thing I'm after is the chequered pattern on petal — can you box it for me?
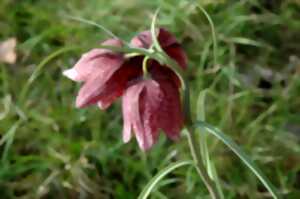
[156,78,183,140]
[122,80,163,150]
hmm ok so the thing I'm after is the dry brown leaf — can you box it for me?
[0,38,17,64]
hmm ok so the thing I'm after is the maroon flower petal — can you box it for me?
[155,78,183,140]
[130,28,177,49]
[164,44,188,69]
[130,28,187,70]
[122,80,163,150]
[75,60,141,109]
[148,61,181,88]
[150,63,184,139]
[130,31,152,49]
[122,82,144,146]
[63,39,123,82]
[75,71,122,108]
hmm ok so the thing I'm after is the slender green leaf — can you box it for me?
[196,90,224,199]
[195,121,280,199]
[196,90,209,166]
[65,15,128,45]
[196,4,218,67]
[0,95,11,120]
[138,160,193,199]
[1,120,22,163]
[150,8,163,52]
[228,37,270,48]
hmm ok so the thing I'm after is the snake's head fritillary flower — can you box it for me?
[63,28,187,150]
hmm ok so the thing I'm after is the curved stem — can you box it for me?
[142,56,150,78]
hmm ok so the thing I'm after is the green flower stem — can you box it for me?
[142,56,150,78]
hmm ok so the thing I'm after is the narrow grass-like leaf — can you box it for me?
[196,4,218,67]
[195,121,280,199]
[150,8,163,52]
[0,95,11,120]
[65,15,128,45]
[1,120,22,163]
[228,37,265,47]
[138,160,193,199]
[196,90,225,199]
[196,90,209,166]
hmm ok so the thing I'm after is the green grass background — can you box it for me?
[0,0,300,198]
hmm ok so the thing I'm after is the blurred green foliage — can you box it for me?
[0,0,299,198]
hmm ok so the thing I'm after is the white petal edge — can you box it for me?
[62,68,81,82]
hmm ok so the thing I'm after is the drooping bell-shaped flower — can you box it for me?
[63,28,187,150]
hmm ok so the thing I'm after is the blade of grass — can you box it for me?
[138,160,193,199]
[1,120,22,163]
[195,121,280,199]
[150,8,163,53]
[226,37,272,49]
[0,95,11,121]
[64,15,128,45]
[196,3,218,68]
[197,90,224,199]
